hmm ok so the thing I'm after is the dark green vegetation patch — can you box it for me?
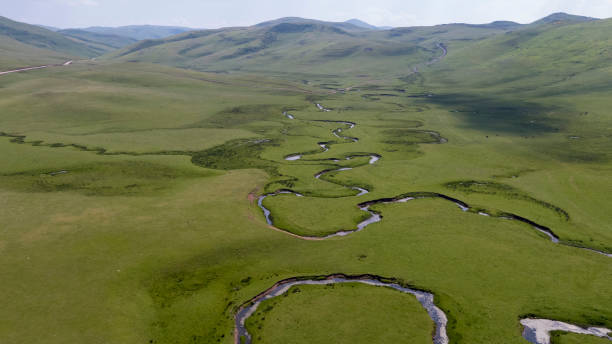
[428,94,563,134]
[198,104,287,129]
[192,138,279,174]
[382,129,446,145]
[444,180,570,221]
[0,161,208,196]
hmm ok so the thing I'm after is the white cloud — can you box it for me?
[169,17,194,27]
[357,7,419,27]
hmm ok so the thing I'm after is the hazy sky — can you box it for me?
[1,0,611,29]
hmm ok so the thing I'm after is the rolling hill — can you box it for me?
[532,12,597,25]
[0,34,71,70]
[58,29,137,54]
[36,24,60,32]
[0,16,100,58]
[252,17,376,35]
[105,17,517,78]
[0,16,100,69]
[106,12,609,91]
[0,17,170,69]
[345,18,393,30]
[426,17,612,96]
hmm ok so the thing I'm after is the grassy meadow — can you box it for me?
[245,283,434,343]
[552,332,612,344]
[1,17,611,344]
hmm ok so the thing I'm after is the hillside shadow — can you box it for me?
[425,93,566,135]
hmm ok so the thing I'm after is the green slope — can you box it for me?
[0,16,101,59]
[425,17,612,96]
[58,29,137,54]
[532,12,598,25]
[345,18,385,30]
[0,35,70,70]
[106,13,607,83]
[254,17,369,32]
[106,18,517,78]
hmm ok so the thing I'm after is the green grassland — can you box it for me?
[552,332,612,344]
[105,20,441,79]
[426,19,612,96]
[0,14,611,344]
[245,283,434,343]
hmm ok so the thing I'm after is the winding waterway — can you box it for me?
[235,276,612,344]
[521,318,612,344]
[242,44,611,343]
[234,274,449,344]
[316,103,332,112]
[260,106,611,258]
[1,45,607,343]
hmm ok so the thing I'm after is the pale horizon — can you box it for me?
[1,0,611,30]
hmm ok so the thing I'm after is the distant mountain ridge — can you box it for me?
[467,21,522,29]
[0,16,100,58]
[58,29,137,54]
[427,12,596,29]
[0,16,98,70]
[255,17,370,33]
[345,19,393,30]
[104,15,525,76]
[533,12,597,25]
[102,11,609,86]
[79,25,196,40]
[0,11,603,74]
[36,24,60,32]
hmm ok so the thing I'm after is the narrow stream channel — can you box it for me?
[234,274,449,344]
[316,103,332,112]
[234,276,611,344]
[521,318,612,344]
[243,46,612,344]
[264,107,611,258]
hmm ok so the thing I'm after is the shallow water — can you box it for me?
[521,318,612,344]
[316,103,332,112]
[352,187,369,196]
[258,191,303,226]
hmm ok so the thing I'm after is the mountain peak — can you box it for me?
[345,19,377,30]
[345,18,391,30]
[533,12,598,24]
[255,17,313,27]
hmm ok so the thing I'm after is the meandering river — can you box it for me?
[242,44,610,343]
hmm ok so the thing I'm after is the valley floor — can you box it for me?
[0,59,610,344]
